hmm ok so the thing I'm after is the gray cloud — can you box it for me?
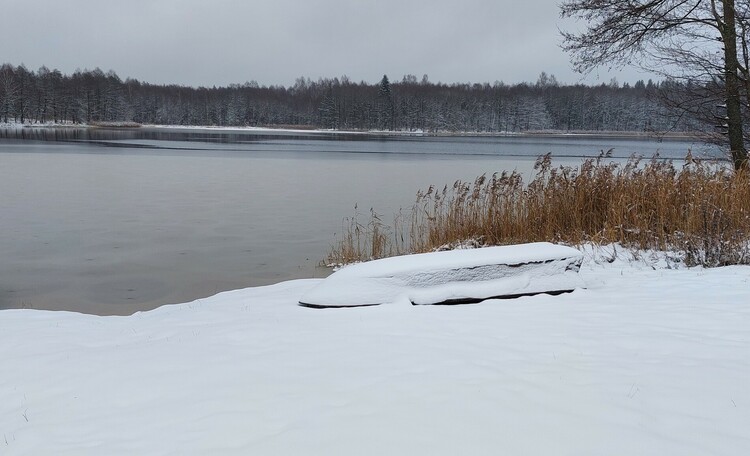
[2,0,651,86]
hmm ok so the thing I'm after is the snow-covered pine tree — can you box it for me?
[377,75,393,130]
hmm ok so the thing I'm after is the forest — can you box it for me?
[0,63,702,133]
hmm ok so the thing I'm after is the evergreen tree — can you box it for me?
[319,91,337,129]
[377,75,393,130]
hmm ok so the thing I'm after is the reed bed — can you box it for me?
[328,153,750,267]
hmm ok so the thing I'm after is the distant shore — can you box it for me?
[0,121,707,141]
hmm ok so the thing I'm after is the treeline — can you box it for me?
[0,63,701,132]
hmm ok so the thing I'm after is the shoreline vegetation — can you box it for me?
[329,153,750,268]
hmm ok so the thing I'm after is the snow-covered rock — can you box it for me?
[300,242,584,307]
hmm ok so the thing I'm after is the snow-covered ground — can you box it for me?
[142,124,432,136]
[0,121,27,130]
[0,121,429,136]
[1,251,748,455]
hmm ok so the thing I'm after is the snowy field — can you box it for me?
[1,251,749,455]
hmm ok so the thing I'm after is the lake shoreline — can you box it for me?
[4,121,706,141]
[0,131,718,315]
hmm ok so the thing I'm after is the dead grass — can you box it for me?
[328,153,750,267]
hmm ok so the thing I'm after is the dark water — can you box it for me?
[0,127,720,315]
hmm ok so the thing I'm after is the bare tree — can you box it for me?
[561,0,750,170]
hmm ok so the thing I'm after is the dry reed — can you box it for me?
[328,153,750,267]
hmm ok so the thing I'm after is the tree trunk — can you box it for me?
[723,0,749,170]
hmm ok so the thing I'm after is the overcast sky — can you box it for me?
[2,0,650,87]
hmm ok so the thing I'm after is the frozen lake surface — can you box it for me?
[0,127,719,314]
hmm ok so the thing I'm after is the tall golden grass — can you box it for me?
[329,154,750,267]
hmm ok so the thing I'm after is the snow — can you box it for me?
[141,124,429,136]
[0,121,27,130]
[1,252,749,455]
[301,243,584,307]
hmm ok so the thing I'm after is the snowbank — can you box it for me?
[300,243,583,307]
[141,124,424,136]
[1,256,749,455]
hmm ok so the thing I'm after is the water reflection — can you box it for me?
[0,126,721,160]
[0,126,375,144]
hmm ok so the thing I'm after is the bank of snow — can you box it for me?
[1,254,749,455]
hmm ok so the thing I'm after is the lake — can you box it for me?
[0,127,720,314]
